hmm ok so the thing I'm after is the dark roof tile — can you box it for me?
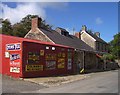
[86,31,107,44]
[40,28,94,51]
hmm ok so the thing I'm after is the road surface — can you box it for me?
[23,70,118,93]
[1,70,118,93]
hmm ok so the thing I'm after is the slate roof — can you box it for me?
[56,27,68,32]
[85,31,107,44]
[40,28,94,51]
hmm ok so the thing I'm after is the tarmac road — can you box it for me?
[23,70,118,93]
[1,70,119,94]
[1,75,47,93]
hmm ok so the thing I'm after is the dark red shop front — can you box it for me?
[0,34,74,78]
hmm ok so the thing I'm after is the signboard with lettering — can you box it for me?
[10,54,20,73]
[46,61,56,70]
[45,54,56,60]
[26,65,43,72]
[6,43,21,51]
[57,58,65,69]
[67,59,72,70]
[40,50,44,56]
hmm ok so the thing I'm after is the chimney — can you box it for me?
[31,17,42,32]
[75,32,81,39]
[82,25,87,31]
[94,32,100,37]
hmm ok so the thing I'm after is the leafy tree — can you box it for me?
[109,32,120,59]
[1,14,53,37]
[12,15,38,37]
[12,14,53,37]
[102,53,116,62]
[41,20,53,30]
[1,19,13,35]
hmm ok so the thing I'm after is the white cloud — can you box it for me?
[0,2,68,24]
[95,17,103,25]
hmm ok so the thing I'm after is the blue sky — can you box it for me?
[1,2,118,42]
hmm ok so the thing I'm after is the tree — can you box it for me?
[1,15,53,37]
[12,15,38,37]
[1,19,13,35]
[41,20,53,30]
[12,14,53,37]
[109,32,120,59]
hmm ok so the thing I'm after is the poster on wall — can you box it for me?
[46,61,56,70]
[40,50,44,56]
[57,58,65,69]
[45,54,56,60]
[5,52,10,58]
[57,53,66,58]
[67,59,72,70]
[28,52,40,64]
[6,43,21,51]
[10,54,20,73]
[26,65,43,72]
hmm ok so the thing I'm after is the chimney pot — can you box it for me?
[94,32,100,37]
[82,25,87,31]
[75,32,81,39]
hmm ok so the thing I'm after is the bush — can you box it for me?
[102,53,116,62]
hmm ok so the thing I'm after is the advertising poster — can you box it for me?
[10,54,20,73]
[67,59,72,70]
[26,65,43,72]
[40,50,44,56]
[28,52,40,64]
[46,61,56,70]
[57,58,65,69]
[45,54,56,60]
[6,43,21,51]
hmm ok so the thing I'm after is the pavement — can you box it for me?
[23,74,88,87]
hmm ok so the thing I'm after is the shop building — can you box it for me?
[0,34,74,78]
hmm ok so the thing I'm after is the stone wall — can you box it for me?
[25,29,54,43]
[74,50,98,73]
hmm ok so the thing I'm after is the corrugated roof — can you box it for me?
[40,28,94,51]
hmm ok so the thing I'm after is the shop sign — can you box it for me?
[26,65,43,72]
[5,52,10,58]
[58,53,66,58]
[45,54,56,60]
[46,61,56,70]
[40,50,44,56]
[28,52,40,64]
[10,54,20,73]
[10,67,20,73]
[67,59,72,70]
[10,54,20,61]
[57,58,65,69]
[6,43,21,51]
